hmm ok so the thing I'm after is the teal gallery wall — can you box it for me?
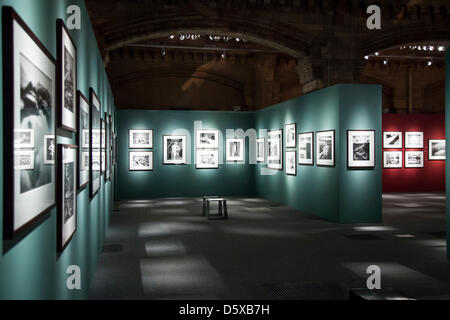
[0,0,115,299]
[118,84,382,224]
[117,110,256,199]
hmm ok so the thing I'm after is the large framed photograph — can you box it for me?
[14,129,34,148]
[383,132,402,149]
[285,123,296,148]
[196,129,219,149]
[77,91,89,189]
[57,144,77,252]
[267,129,283,170]
[428,139,445,160]
[56,19,77,132]
[285,150,297,175]
[383,151,402,169]
[129,151,153,171]
[196,149,219,169]
[316,130,335,167]
[405,151,424,168]
[89,88,101,198]
[100,118,106,175]
[347,130,375,168]
[298,132,314,165]
[405,132,423,149]
[256,138,265,163]
[3,7,56,238]
[108,114,113,179]
[104,113,110,181]
[163,135,186,165]
[129,129,153,149]
[226,138,244,162]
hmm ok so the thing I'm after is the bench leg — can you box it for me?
[206,200,210,219]
[219,201,223,216]
[202,198,206,216]
[223,200,228,220]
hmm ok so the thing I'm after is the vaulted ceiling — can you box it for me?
[86,0,450,112]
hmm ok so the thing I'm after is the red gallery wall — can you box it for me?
[383,113,445,192]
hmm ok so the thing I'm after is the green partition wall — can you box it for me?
[0,0,115,299]
[254,84,382,223]
[117,110,256,199]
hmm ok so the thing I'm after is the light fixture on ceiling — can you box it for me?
[438,46,445,52]
[375,52,379,56]
[364,55,369,60]
[383,59,388,65]
[161,48,166,56]
[169,35,175,39]
[427,60,432,66]
[221,51,226,59]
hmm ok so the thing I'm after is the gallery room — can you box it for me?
[0,0,450,304]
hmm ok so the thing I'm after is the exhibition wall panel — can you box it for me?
[0,0,115,299]
[255,84,382,223]
[117,110,256,199]
[446,49,450,260]
[383,113,445,192]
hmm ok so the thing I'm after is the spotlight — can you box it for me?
[169,35,175,39]
[179,35,185,40]
[438,46,445,52]
[221,52,226,59]
[364,55,369,60]
[161,48,166,56]
[429,46,435,51]
[375,52,379,56]
[427,61,432,66]
[383,60,388,65]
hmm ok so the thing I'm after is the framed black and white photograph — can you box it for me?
[285,123,296,148]
[129,129,153,149]
[196,149,219,169]
[196,129,219,149]
[100,118,106,175]
[89,88,101,198]
[57,144,77,252]
[56,19,77,132]
[226,138,244,162]
[428,139,445,160]
[405,132,423,149]
[383,151,403,168]
[104,113,110,181]
[298,132,313,165]
[405,151,424,168]
[347,130,375,168]
[108,114,113,180]
[316,130,335,167]
[267,129,283,170]
[129,151,153,171]
[383,132,402,149]
[256,138,265,163]
[14,129,34,148]
[14,150,35,170]
[285,150,297,175]
[43,135,55,165]
[77,91,89,189]
[163,135,186,165]
[3,7,56,239]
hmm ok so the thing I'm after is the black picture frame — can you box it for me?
[267,129,283,170]
[129,151,154,171]
[347,130,376,169]
[285,123,297,148]
[298,132,314,166]
[256,137,265,163]
[225,138,245,163]
[100,117,105,176]
[56,144,77,252]
[163,135,187,165]
[285,150,297,176]
[103,113,109,182]
[76,91,89,191]
[316,130,335,167]
[3,7,56,239]
[89,88,101,199]
[428,139,446,161]
[56,19,77,132]
[129,129,153,149]
[195,149,220,169]
[108,114,113,181]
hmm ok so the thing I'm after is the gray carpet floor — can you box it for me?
[89,193,450,300]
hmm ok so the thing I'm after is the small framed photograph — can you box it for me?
[285,150,297,175]
[163,135,186,164]
[405,132,423,149]
[298,132,314,165]
[428,139,445,160]
[267,129,283,170]
[43,135,56,165]
[285,123,296,148]
[77,91,90,189]
[196,129,219,149]
[405,151,424,168]
[383,132,402,149]
[383,151,403,168]
[14,150,35,170]
[316,130,335,167]
[3,7,56,239]
[56,144,77,252]
[347,130,375,168]
[89,88,101,198]
[226,138,244,162]
[129,151,153,171]
[129,129,153,149]
[256,138,265,163]
[196,149,219,169]
[57,19,77,132]
[14,129,35,148]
